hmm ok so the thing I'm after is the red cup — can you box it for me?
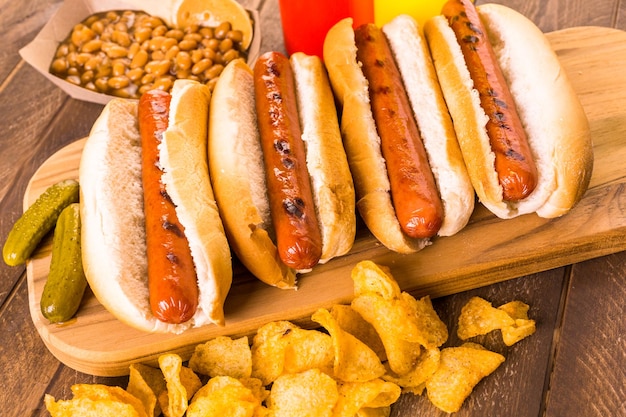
[278,0,374,58]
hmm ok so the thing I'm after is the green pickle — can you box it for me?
[40,203,87,323]
[2,179,80,266]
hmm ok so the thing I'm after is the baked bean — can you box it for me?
[94,77,110,93]
[219,38,233,53]
[153,76,174,91]
[145,60,170,77]
[50,9,251,99]
[66,75,81,85]
[165,45,180,61]
[127,67,144,82]
[130,49,148,69]
[179,39,198,51]
[50,58,68,74]
[191,58,212,75]
[191,49,204,64]
[214,22,231,40]
[227,30,244,44]
[175,51,192,70]
[112,30,131,47]
[81,39,102,53]
[152,25,168,37]
[205,64,224,80]
[81,70,94,84]
[112,61,127,77]
[134,27,152,43]
[151,50,166,61]
[127,42,141,59]
[108,76,130,90]
[199,27,214,39]
[166,29,185,40]
[222,49,240,64]
[106,45,128,58]
[84,56,100,71]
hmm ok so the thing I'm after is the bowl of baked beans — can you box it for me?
[19,0,261,104]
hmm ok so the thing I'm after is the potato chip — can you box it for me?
[501,318,537,346]
[283,328,334,376]
[351,260,401,300]
[498,300,530,320]
[238,377,270,404]
[457,296,515,340]
[425,343,505,413]
[127,363,166,417]
[158,354,202,417]
[45,394,143,417]
[382,347,440,390]
[251,321,299,385]
[400,293,448,349]
[46,385,148,417]
[189,336,252,379]
[333,379,401,417]
[312,308,386,382]
[330,304,387,362]
[187,375,265,417]
[268,368,339,417]
[351,293,422,376]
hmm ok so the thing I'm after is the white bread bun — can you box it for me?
[424,4,593,219]
[209,59,297,289]
[289,52,356,262]
[382,15,475,236]
[80,80,232,334]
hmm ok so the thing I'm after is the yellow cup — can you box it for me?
[373,0,448,30]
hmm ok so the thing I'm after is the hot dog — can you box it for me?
[208,54,356,285]
[323,15,475,253]
[354,23,444,239]
[253,52,324,270]
[79,79,232,334]
[424,1,593,218]
[139,89,199,324]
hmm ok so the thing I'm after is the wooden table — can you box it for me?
[1,0,625,415]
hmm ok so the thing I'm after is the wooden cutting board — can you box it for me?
[25,26,626,377]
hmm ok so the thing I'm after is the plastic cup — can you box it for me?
[374,0,448,30]
[278,0,374,57]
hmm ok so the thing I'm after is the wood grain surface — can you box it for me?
[22,26,626,377]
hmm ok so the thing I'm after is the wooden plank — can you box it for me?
[22,26,626,376]
[544,254,626,416]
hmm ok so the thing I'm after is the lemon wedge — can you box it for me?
[172,0,254,49]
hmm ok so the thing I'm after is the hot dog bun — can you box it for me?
[323,17,474,253]
[209,57,355,285]
[80,80,232,334]
[424,3,593,218]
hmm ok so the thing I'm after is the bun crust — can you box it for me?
[209,59,297,289]
[424,4,593,218]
